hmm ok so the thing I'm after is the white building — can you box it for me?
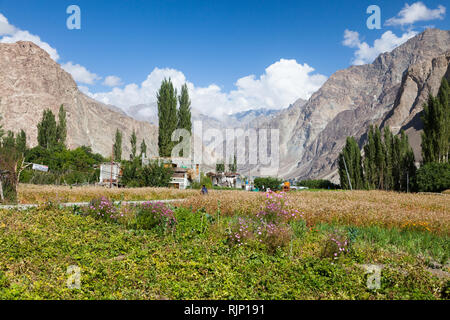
[99,162,121,187]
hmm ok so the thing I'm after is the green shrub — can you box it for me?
[174,207,211,239]
[296,179,340,189]
[134,201,176,234]
[254,177,283,191]
[415,162,450,192]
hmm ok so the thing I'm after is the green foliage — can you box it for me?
[121,160,173,188]
[56,105,67,147]
[342,126,416,192]
[421,78,450,164]
[338,136,364,190]
[253,177,283,191]
[0,203,447,299]
[176,83,192,157]
[140,139,147,158]
[15,130,27,155]
[157,78,178,157]
[133,202,176,235]
[37,109,58,150]
[228,155,237,173]
[414,162,450,193]
[215,162,225,173]
[297,179,339,189]
[113,129,122,161]
[21,145,104,185]
[130,129,137,160]
[190,173,212,189]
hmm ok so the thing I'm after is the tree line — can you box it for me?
[338,77,450,192]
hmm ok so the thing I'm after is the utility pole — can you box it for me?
[110,144,114,188]
[342,156,353,190]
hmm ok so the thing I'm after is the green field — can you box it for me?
[0,190,448,300]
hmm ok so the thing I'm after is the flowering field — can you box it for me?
[181,190,450,235]
[1,188,449,299]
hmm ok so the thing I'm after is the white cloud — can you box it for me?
[0,13,59,61]
[342,29,417,65]
[0,13,16,35]
[62,62,101,85]
[85,59,327,118]
[385,2,446,26]
[103,75,123,87]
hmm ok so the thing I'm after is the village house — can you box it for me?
[208,172,244,189]
[142,156,201,190]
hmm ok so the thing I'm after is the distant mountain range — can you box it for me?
[0,29,449,183]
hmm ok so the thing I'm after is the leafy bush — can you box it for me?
[174,207,212,239]
[257,222,293,253]
[134,201,176,234]
[254,177,283,191]
[190,173,212,189]
[84,196,122,221]
[414,162,450,192]
[321,230,349,260]
[227,217,255,247]
[296,179,340,189]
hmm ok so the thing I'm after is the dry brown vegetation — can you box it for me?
[17,185,450,235]
[18,184,198,204]
[180,190,450,235]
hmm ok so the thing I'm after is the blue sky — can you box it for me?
[0,0,448,117]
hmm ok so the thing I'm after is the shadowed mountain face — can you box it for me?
[0,41,159,159]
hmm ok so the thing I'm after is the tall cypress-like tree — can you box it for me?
[56,105,67,147]
[113,129,122,161]
[15,130,27,154]
[177,83,192,157]
[363,125,377,189]
[157,78,178,157]
[383,126,394,190]
[37,109,57,150]
[374,127,385,189]
[140,139,147,158]
[338,137,363,189]
[421,77,449,163]
[130,129,137,160]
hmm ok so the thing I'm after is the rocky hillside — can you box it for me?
[266,28,450,182]
[0,41,159,159]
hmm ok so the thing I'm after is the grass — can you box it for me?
[1,189,448,299]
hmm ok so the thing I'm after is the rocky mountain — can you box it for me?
[264,28,450,182]
[0,41,159,159]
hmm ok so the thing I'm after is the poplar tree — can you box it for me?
[363,125,376,189]
[157,78,178,157]
[113,129,122,161]
[421,78,450,163]
[130,129,137,160]
[140,139,147,158]
[15,130,27,154]
[177,83,192,157]
[56,105,67,147]
[338,137,363,189]
[37,109,57,150]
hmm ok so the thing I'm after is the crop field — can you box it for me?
[0,187,449,299]
[17,184,198,204]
